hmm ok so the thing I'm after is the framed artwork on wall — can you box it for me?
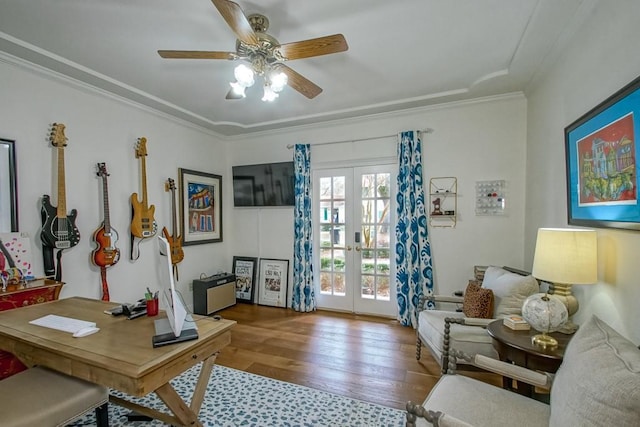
[0,139,18,233]
[257,258,289,308]
[565,75,640,231]
[179,168,222,245]
[232,256,257,303]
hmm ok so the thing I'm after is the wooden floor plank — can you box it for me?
[215,304,500,410]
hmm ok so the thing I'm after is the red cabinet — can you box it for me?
[0,279,63,380]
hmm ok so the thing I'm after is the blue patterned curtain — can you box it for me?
[395,130,434,327]
[292,144,316,312]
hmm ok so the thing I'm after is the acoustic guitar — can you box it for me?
[162,177,184,279]
[130,137,157,258]
[40,123,80,279]
[91,163,120,301]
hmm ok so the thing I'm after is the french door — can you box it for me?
[313,164,397,317]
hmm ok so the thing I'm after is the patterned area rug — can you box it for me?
[69,364,406,426]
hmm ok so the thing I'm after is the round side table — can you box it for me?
[486,319,573,399]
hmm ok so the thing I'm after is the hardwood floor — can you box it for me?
[215,304,500,410]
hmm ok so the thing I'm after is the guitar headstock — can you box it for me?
[96,162,109,178]
[49,123,67,148]
[135,137,148,158]
[165,177,176,192]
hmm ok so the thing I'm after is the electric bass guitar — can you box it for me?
[162,178,184,279]
[130,137,157,259]
[92,163,120,300]
[40,123,80,278]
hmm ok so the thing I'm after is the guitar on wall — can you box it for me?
[91,163,120,301]
[162,178,184,280]
[40,123,81,281]
[130,137,157,260]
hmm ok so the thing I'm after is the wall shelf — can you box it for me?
[475,180,506,216]
[429,177,457,228]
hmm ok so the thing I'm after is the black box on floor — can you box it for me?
[192,273,236,315]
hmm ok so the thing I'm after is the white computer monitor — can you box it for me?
[156,236,187,338]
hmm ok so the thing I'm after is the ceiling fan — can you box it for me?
[158,0,349,101]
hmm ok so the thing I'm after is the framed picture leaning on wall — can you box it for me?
[232,256,257,303]
[565,75,640,231]
[257,258,289,308]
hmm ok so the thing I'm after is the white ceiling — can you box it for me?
[0,0,589,137]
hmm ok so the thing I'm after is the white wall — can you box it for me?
[0,59,228,308]
[227,94,528,299]
[1,50,539,323]
[525,1,640,342]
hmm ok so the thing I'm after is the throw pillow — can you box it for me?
[549,315,640,426]
[481,266,538,318]
[462,282,494,318]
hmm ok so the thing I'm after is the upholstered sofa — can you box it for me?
[416,266,539,372]
[406,315,640,427]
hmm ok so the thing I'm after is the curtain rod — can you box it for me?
[286,128,433,149]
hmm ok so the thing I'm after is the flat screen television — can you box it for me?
[232,161,295,207]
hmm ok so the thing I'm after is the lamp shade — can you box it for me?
[532,228,597,285]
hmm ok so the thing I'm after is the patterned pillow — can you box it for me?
[462,281,494,318]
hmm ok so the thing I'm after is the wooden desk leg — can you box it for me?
[190,352,219,415]
[155,383,203,427]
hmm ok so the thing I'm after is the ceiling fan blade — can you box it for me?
[275,64,322,99]
[211,0,259,45]
[158,50,236,60]
[276,34,348,60]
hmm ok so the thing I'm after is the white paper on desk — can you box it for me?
[0,232,35,277]
[29,314,96,334]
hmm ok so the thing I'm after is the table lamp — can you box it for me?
[531,228,598,333]
[522,292,568,349]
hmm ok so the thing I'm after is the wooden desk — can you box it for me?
[0,297,235,426]
[487,319,571,398]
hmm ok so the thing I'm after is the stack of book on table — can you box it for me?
[503,315,531,330]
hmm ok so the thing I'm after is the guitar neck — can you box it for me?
[102,175,111,233]
[171,189,178,237]
[141,156,149,207]
[56,146,67,218]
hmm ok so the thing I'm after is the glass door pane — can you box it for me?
[354,167,397,316]
[315,171,353,312]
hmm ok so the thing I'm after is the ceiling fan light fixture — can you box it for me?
[262,84,279,102]
[269,71,288,93]
[159,1,349,101]
[233,63,255,88]
[229,81,247,97]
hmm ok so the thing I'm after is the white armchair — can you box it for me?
[406,315,640,427]
[416,266,539,373]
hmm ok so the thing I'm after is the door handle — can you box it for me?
[355,246,361,252]
[346,246,352,251]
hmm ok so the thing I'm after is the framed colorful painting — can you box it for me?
[565,75,640,231]
[179,168,222,245]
